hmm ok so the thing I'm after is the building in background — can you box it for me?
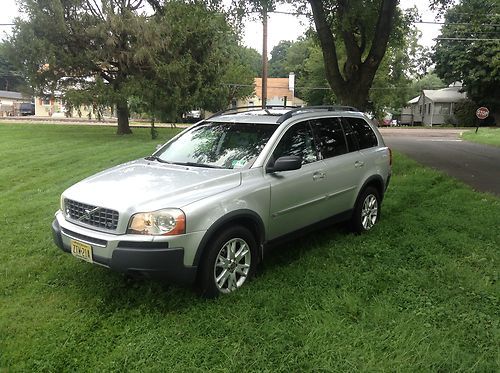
[0,90,32,116]
[34,94,113,119]
[235,73,304,108]
[401,83,466,126]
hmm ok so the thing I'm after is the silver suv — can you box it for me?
[52,106,391,297]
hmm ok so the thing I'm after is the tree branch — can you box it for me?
[338,0,362,79]
[364,0,398,69]
[86,0,105,20]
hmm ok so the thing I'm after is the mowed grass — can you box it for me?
[462,127,500,147]
[1,123,499,371]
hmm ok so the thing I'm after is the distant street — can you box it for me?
[380,128,500,196]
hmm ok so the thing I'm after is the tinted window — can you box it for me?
[344,117,378,149]
[272,121,318,165]
[309,117,348,158]
[340,119,359,152]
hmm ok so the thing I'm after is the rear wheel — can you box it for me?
[351,187,380,233]
[197,226,257,298]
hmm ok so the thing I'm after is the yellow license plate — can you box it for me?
[70,240,93,263]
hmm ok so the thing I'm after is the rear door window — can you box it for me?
[343,117,378,149]
[309,117,348,159]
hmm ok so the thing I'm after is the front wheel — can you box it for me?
[197,226,257,298]
[351,187,381,233]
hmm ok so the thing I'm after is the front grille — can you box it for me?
[64,199,119,230]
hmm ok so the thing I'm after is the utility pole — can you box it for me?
[261,7,268,109]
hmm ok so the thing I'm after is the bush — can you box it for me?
[453,99,477,127]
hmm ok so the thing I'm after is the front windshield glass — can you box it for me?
[156,122,277,169]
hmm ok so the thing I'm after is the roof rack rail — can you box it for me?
[207,105,301,120]
[276,105,360,124]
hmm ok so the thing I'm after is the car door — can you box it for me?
[341,116,381,190]
[308,117,361,214]
[266,120,328,240]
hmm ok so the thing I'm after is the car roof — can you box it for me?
[206,105,365,125]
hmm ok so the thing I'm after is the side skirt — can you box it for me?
[263,209,353,253]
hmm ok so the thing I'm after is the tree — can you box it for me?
[262,24,421,118]
[217,44,260,105]
[433,0,500,113]
[8,0,153,134]
[407,72,445,100]
[0,43,27,92]
[268,40,293,77]
[7,0,249,134]
[307,0,400,110]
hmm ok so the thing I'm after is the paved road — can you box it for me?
[380,128,500,196]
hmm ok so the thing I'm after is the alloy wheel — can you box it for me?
[213,238,251,293]
[361,194,378,230]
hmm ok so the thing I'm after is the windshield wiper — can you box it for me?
[172,161,224,169]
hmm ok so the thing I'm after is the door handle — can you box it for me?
[354,161,365,168]
[313,171,326,180]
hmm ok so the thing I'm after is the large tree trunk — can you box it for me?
[309,0,398,111]
[116,99,132,135]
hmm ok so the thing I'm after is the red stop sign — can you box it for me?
[476,107,489,120]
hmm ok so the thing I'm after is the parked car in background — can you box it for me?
[183,109,203,123]
[52,106,392,297]
[19,102,35,116]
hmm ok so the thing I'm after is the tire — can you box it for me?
[197,225,258,298]
[351,187,381,233]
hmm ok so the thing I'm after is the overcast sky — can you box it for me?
[0,0,442,53]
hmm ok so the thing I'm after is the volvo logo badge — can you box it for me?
[79,207,101,221]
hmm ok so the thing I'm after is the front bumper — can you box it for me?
[52,217,198,284]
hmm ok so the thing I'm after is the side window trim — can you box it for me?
[306,120,322,161]
[340,117,360,153]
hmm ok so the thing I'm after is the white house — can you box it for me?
[402,83,467,126]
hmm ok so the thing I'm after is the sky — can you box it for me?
[0,0,442,53]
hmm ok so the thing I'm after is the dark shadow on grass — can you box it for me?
[259,222,352,273]
[55,221,359,313]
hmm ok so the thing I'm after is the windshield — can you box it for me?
[155,122,278,169]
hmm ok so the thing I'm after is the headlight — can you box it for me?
[127,208,186,236]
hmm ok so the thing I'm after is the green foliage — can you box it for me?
[7,0,254,133]
[453,99,479,127]
[0,124,499,371]
[236,46,262,78]
[0,42,27,92]
[294,41,337,105]
[408,72,446,100]
[268,40,293,77]
[265,26,423,117]
[433,0,500,112]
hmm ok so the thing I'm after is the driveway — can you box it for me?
[380,128,500,196]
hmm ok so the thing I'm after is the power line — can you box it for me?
[436,37,500,41]
[222,83,447,91]
[415,21,500,27]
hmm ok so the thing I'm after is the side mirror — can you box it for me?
[266,155,302,173]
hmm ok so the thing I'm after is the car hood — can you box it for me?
[62,158,242,212]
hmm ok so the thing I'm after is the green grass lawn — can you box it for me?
[1,123,499,371]
[461,127,500,147]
